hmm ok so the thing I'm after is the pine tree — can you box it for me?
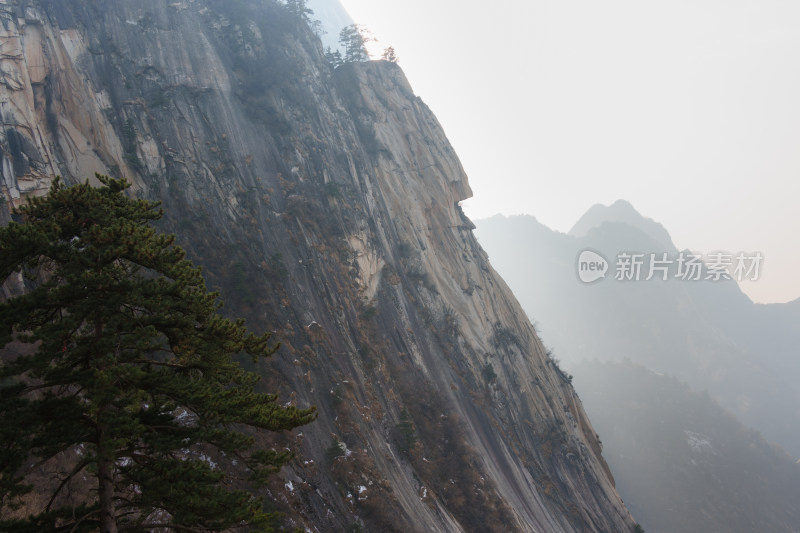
[284,0,313,22]
[338,24,374,63]
[325,46,344,69]
[381,46,398,63]
[0,176,316,532]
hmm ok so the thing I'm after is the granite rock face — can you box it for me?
[0,1,636,531]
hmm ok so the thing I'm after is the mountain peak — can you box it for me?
[569,199,676,250]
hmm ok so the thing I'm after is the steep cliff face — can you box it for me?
[0,1,636,531]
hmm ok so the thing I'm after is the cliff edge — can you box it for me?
[0,1,636,531]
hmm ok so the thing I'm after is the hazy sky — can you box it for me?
[335,0,800,304]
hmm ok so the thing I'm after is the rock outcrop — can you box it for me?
[0,1,636,531]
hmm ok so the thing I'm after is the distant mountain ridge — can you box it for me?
[475,203,800,532]
[569,199,676,252]
[475,204,800,457]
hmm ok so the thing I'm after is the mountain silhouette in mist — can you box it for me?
[475,201,800,531]
[569,199,675,251]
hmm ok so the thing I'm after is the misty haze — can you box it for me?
[1,1,797,532]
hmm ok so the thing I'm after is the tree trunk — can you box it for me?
[95,312,117,533]
[97,421,118,533]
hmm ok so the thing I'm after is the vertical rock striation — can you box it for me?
[0,1,636,531]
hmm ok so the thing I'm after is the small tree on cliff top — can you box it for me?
[0,176,316,532]
[339,23,374,63]
[381,46,398,63]
[283,0,313,22]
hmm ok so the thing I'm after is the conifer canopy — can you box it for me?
[0,176,316,532]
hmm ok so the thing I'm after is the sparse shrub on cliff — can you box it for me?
[491,322,521,351]
[482,363,498,383]
[441,304,459,339]
[393,409,417,455]
[396,240,413,259]
[326,438,345,465]
[121,118,142,171]
[406,265,434,291]
[267,252,289,279]
[361,305,378,320]
[546,348,573,384]
[330,384,344,408]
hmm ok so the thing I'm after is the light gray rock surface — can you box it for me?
[0,1,637,531]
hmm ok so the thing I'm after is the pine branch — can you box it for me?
[46,457,93,512]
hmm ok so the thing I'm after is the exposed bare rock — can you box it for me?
[0,1,637,531]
